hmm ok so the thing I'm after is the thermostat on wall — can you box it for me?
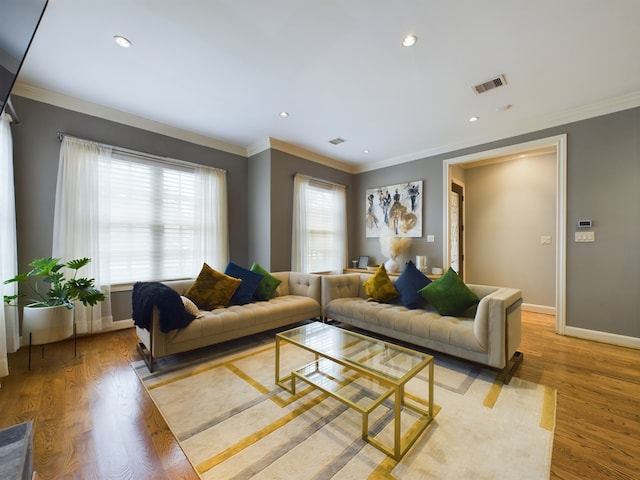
[577,219,592,228]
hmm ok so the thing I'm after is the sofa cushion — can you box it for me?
[363,264,398,303]
[418,267,479,316]
[394,260,431,309]
[185,263,242,310]
[224,261,264,305]
[250,262,282,301]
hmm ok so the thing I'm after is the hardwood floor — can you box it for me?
[0,312,638,479]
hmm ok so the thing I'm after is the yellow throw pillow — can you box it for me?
[363,263,399,303]
[185,263,242,310]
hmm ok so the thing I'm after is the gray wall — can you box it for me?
[354,156,446,270]
[354,107,639,338]
[267,149,355,272]
[247,149,271,269]
[464,153,556,307]
[10,94,639,339]
[10,96,248,320]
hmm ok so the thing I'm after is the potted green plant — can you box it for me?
[4,257,106,345]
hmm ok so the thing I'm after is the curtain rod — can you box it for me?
[56,132,227,173]
[6,97,20,125]
[293,172,348,189]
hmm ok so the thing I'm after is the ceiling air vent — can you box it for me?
[329,137,346,145]
[472,74,507,95]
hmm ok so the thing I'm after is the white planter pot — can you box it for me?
[23,305,74,345]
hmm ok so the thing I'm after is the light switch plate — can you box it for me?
[541,235,552,245]
[427,235,435,243]
[575,231,595,242]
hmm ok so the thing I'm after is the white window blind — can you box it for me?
[105,151,226,284]
[292,175,347,273]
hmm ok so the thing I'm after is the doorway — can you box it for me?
[443,134,567,334]
[450,181,464,278]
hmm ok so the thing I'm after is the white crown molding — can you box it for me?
[355,92,640,173]
[12,82,248,157]
[13,82,638,174]
[266,138,357,174]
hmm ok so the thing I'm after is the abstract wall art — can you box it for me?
[365,181,422,237]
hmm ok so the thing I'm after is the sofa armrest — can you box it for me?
[287,272,322,304]
[471,286,522,369]
[321,274,361,313]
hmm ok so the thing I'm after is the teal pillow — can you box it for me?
[418,267,479,316]
[249,262,282,301]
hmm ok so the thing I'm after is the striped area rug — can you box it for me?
[132,326,555,480]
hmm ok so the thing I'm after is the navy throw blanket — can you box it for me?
[132,282,195,333]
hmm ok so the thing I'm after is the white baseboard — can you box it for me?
[522,303,556,315]
[564,326,640,349]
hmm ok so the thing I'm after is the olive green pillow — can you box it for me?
[185,263,242,310]
[363,263,399,303]
[249,262,282,301]
[418,267,479,316]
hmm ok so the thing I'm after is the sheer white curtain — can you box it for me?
[193,166,229,270]
[1,113,18,377]
[53,137,113,334]
[291,174,347,274]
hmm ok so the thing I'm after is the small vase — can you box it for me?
[384,257,400,273]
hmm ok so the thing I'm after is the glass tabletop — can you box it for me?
[277,322,432,382]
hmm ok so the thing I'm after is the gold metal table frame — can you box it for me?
[276,322,434,460]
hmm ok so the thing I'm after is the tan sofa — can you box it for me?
[136,271,321,371]
[321,273,523,382]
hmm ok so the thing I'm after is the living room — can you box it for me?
[0,1,638,479]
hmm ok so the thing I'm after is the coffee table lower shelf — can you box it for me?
[277,355,434,460]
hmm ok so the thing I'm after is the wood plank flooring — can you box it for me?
[0,312,638,479]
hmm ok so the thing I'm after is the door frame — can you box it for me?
[442,134,567,334]
[449,179,465,279]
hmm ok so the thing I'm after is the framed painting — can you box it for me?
[366,181,422,238]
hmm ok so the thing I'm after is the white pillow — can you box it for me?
[181,295,202,318]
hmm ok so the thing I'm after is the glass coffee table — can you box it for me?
[275,322,434,460]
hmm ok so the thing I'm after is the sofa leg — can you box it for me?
[502,351,523,384]
[137,341,154,373]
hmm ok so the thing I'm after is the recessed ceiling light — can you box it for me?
[114,35,132,48]
[363,149,369,154]
[469,116,480,122]
[402,35,417,47]
[279,111,289,118]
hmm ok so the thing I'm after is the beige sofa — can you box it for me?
[136,271,321,371]
[321,273,523,382]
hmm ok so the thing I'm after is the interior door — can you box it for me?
[450,182,464,278]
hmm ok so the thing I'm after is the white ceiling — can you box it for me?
[14,0,640,173]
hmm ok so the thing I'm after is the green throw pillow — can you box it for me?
[363,263,398,303]
[185,263,242,310]
[249,262,282,301]
[418,267,479,316]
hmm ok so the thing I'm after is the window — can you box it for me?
[292,174,347,273]
[107,154,196,283]
[54,136,228,288]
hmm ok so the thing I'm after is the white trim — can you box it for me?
[12,83,247,157]
[565,326,640,350]
[356,92,640,173]
[443,134,567,335]
[522,303,556,315]
[266,138,356,173]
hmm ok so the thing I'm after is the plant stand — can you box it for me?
[23,304,76,370]
[27,323,76,371]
